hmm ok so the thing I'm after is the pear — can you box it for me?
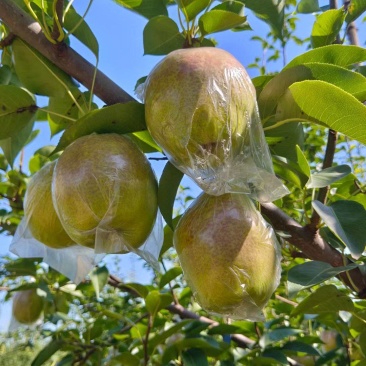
[52,133,158,251]
[144,47,256,171]
[24,161,75,248]
[174,193,281,321]
[12,289,43,324]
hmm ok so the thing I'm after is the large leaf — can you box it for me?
[259,63,366,118]
[312,200,366,259]
[12,38,74,97]
[272,155,308,188]
[0,85,36,140]
[292,285,354,315]
[198,4,247,36]
[177,0,211,21]
[289,80,366,145]
[55,102,146,151]
[143,16,185,55]
[181,349,209,366]
[31,340,64,366]
[145,290,173,317]
[297,0,321,13]
[89,266,109,298]
[114,0,168,19]
[345,0,366,23]
[311,8,346,48]
[306,165,351,189]
[158,162,184,229]
[159,267,183,289]
[288,261,358,288]
[285,44,366,70]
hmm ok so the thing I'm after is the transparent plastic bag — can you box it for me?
[143,47,288,203]
[174,192,282,321]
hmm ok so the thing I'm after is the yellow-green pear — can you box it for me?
[174,193,281,321]
[144,47,256,170]
[24,161,75,248]
[52,133,158,250]
[12,289,43,324]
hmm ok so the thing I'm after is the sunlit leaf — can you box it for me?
[114,0,168,19]
[307,165,351,189]
[177,0,211,21]
[345,0,366,23]
[297,0,321,13]
[159,267,183,289]
[89,266,109,298]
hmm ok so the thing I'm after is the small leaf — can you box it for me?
[145,290,173,316]
[55,102,146,152]
[108,353,140,366]
[177,0,211,21]
[114,0,168,19]
[307,165,351,189]
[199,8,247,36]
[128,130,161,154]
[292,285,354,315]
[288,261,358,287]
[143,16,185,55]
[123,282,149,298]
[311,8,346,48]
[181,349,209,366]
[289,80,366,145]
[312,200,366,259]
[296,145,311,177]
[89,266,109,298]
[158,162,184,229]
[272,156,308,188]
[297,0,321,13]
[31,340,64,366]
[285,44,366,70]
[345,0,366,23]
[159,267,183,289]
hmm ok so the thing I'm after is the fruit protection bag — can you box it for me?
[174,193,282,321]
[143,48,288,203]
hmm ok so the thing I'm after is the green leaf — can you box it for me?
[312,200,366,259]
[145,290,173,316]
[311,8,346,48]
[159,267,183,289]
[289,80,366,145]
[143,16,185,55]
[292,285,354,315]
[158,162,184,229]
[160,216,181,257]
[177,0,211,21]
[282,340,320,355]
[259,63,366,119]
[296,145,311,177]
[242,0,285,39]
[0,65,12,85]
[260,328,302,347]
[5,258,39,277]
[307,165,351,189]
[114,0,168,19]
[31,340,64,366]
[182,349,209,366]
[345,0,366,23]
[288,261,358,287]
[108,353,140,366]
[123,282,149,298]
[272,156,309,188]
[297,0,321,13]
[128,130,162,154]
[89,266,109,298]
[55,102,146,152]
[198,8,247,36]
[207,324,242,335]
[12,38,74,97]
[285,44,366,70]
[64,6,99,57]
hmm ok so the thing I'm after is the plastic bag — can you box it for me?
[174,192,282,321]
[11,134,163,282]
[143,47,288,203]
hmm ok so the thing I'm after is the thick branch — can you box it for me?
[0,0,135,105]
[261,203,366,298]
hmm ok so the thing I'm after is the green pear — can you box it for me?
[12,289,43,324]
[144,47,256,170]
[52,133,158,250]
[24,161,75,249]
[174,193,281,321]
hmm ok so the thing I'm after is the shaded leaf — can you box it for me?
[55,102,146,152]
[90,266,109,298]
[108,353,140,366]
[31,340,64,366]
[159,267,183,289]
[145,290,173,317]
[114,0,168,19]
[292,285,354,315]
[307,165,351,189]
[345,0,366,23]
[312,200,366,259]
[182,349,209,366]
[143,16,185,55]
[296,145,311,177]
[272,155,309,188]
[282,340,320,355]
[158,162,184,229]
[311,8,346,48]
[123,283,149,298]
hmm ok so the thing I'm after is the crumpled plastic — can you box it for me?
[11,134,163,283]
[143,47,289,203]
[174,192,282,321]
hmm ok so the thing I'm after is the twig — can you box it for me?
[143,315,153,366]
[0,32,15,48]
[52,0,64,41]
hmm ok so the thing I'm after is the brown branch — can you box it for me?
[0,0,134,105]
[261,203,366,298]
[0,32,15,48]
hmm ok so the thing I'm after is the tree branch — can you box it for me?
[0,0,135,105]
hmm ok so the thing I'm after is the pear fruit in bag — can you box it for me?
[12,289,43,324]
[144,47,256,170]
[53,133,158,250]
[24,161,75,249]
[174,193,281,321]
